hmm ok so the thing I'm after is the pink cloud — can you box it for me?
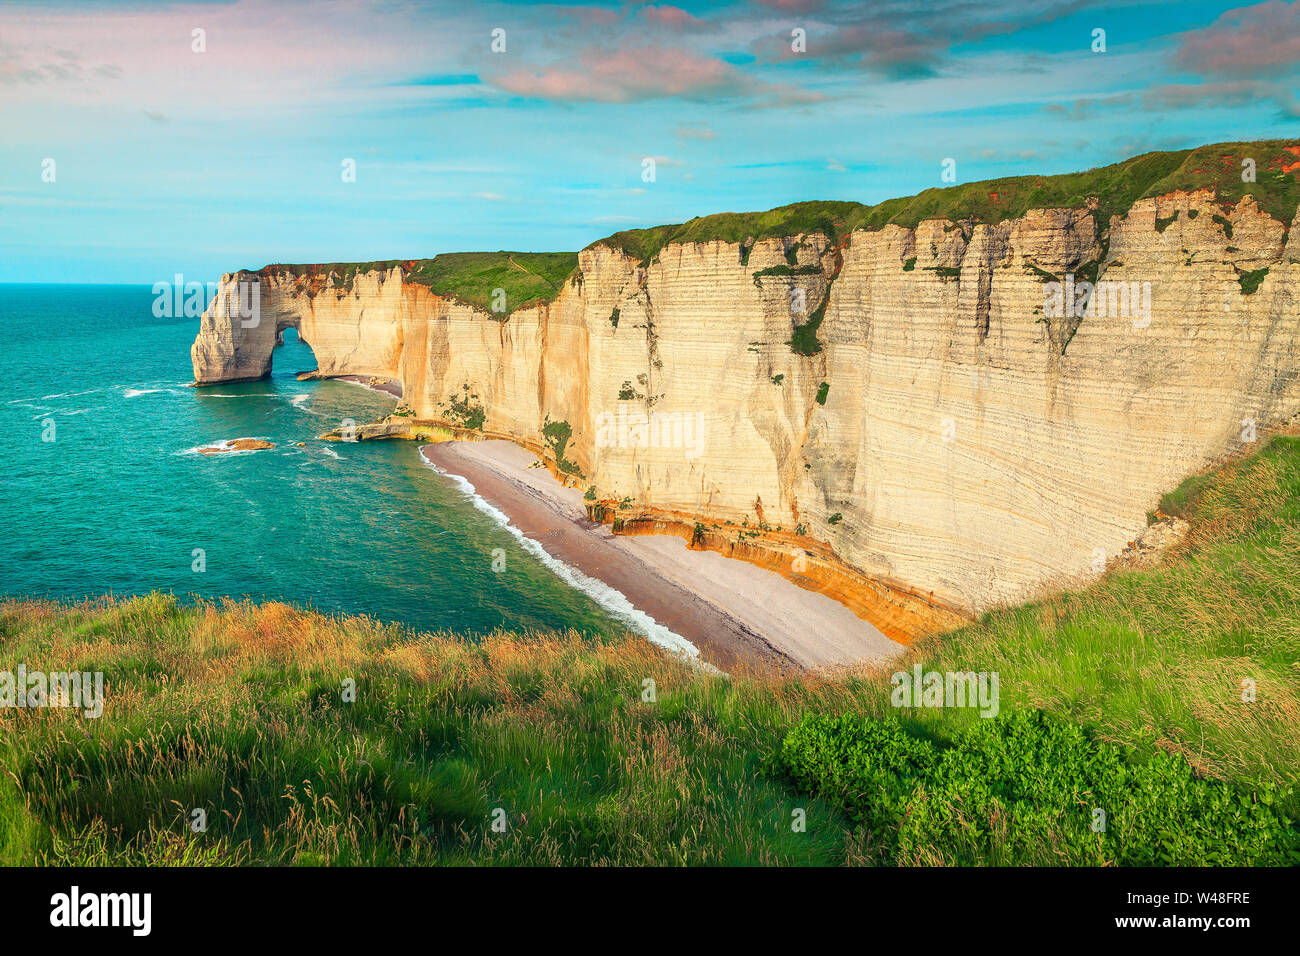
[752,0,826,11]
[1142,80,1300,117]
[492,46,749,102]
[754,22,943,78]
[642,5,708,31]
[1172,0,1300,77]
[555,6,622,27]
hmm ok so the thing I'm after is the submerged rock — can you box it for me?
[196,438,275,455]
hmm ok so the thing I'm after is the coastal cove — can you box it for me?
[0,284,627,641]
[419,439,903,672]
[1,284,906,672]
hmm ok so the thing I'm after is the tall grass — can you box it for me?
[2,437,1298,865]
[0,595,870,865]
[903,436,1300,786]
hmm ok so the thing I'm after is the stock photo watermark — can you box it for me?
[1044,273,1153,329]
[153,274,260,327]
[890,665,1000,718]
[594,405,707,459]
[0,666,104,718]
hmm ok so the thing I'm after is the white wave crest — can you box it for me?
[420,455,705,665]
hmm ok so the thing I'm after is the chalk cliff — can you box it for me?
[193,144,1300,630]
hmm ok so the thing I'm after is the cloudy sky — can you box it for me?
[2,0,1298,282]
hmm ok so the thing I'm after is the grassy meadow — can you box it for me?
[2,436,1298,865]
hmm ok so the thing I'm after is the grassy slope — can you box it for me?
[257,252,578,316]
[253,140,1298,313]
[2,436,1297,865]
[404,252,578,314]
[909,435,1300,785]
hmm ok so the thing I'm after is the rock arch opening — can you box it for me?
[271,322,317,379]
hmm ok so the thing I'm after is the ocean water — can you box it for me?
[0,283,622,639]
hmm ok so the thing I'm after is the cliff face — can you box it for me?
[193,192,1300,619]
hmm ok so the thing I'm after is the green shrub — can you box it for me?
[752,264,821,286]
[542,419,582,476]
[789,296,830,356]
[443,386,485,430]
[778,711,1299,866]
[1238,267,1269,295]
[779,714,936,836]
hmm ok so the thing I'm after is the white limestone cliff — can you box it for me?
[193,193,1300,622]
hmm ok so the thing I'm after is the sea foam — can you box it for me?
[420,456,706,665]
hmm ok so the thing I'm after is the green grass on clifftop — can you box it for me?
[404,252,578,314]
[255,140,1297,310]
[2,435,1298,865]
[258,252,578,316]
[591,139,1300,263]
[593,201,865,266]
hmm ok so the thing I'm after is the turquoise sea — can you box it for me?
[0,283,621,638]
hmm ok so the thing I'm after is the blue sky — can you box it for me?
[2,0,1298,283]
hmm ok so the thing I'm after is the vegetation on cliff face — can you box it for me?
[788,296,829,356]
[541,418,582,477]
[1238,266,1270,295]
[2,434,1298,865]
[439,384,486,431]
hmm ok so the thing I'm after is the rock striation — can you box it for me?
[194,162,1300,632]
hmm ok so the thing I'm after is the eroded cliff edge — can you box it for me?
[192,143,1300,634]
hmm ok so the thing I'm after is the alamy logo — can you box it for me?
[890,665,999,718]
[50,886,151,936]
[0,666,103,718]
[1044,273,1152,329]
[153,274,260,327]
[229,278,261,328]
[594,405,707,459]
